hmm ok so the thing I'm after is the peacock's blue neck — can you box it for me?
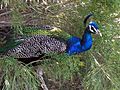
[81,30,92,51]
[66,28,93,55]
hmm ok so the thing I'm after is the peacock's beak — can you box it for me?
[96,30,102,37]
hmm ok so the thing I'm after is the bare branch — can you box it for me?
[37,67,48,90]
[0,11,11,16]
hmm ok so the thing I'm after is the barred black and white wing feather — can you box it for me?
[6,35,66,58]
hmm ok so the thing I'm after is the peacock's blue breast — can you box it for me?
[66,36,82,55]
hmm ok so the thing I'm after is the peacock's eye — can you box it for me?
[89,25,97,33]
[91,26,96,32]
[91,26,94,30]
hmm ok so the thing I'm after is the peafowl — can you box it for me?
[1,14,101,59]
[66,14,102,55]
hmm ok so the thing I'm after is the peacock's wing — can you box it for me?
[20,25,54,35]
[14,25,71,41]
[6,35,66,58]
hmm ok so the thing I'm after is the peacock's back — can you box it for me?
[6,35,66,58]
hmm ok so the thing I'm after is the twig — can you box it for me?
[0,11,11,16]
[42,0,48,5]
[37,68,48,90]
[0,21,11,24]
[91,53,115,85]
[113,36,120,39]
[29,5,43,15]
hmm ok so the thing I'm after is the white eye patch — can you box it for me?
[89,25,97,33]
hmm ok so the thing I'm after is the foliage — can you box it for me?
[0,0,120,90]
[41,53,84,80]
[0,57,39,90]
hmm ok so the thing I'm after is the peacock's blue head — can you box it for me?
[88,21,102,36]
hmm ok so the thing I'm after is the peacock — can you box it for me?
[1,14,102,60]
